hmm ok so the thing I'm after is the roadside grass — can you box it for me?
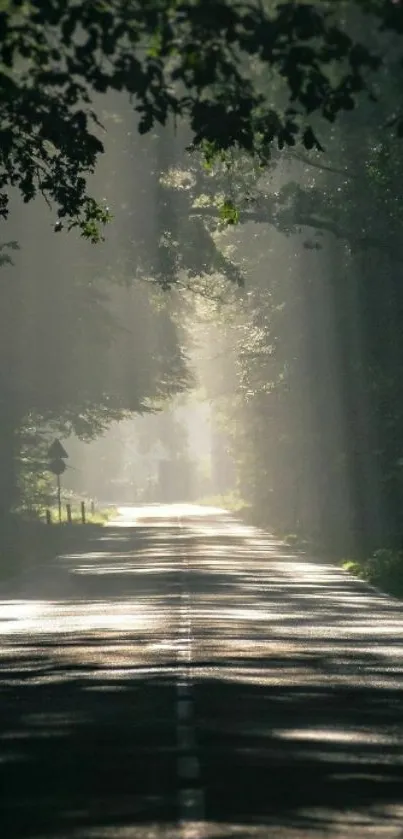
[45,504,116,525]
[272,531,403,599]
[197,491,251,516]
[342,549,403,599]
[269,529,317,553]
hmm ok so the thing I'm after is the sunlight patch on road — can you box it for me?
[69,563,177,576]
[108,503,228,527]
[58,810,403,838]
[0,600,154,635]
[273,727,403,746]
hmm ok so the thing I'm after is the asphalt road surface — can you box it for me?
[1,504,403,838]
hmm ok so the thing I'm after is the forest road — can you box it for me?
[1,503,403,838]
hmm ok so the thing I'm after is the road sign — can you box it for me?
[48,458,66,476]
[47,440,69,524]
[48,439,68,460]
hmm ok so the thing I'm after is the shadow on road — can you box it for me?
[195,675,403,835]
[1,665,178,837]
[1,656,403,837]
[1,516,403,836]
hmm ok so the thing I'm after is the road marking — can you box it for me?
[178,699,193,721]
[177,682,190,698]
[179,788,205,820]
[177,723,195,751]
[178,755,200,780]
[178,648,192,662]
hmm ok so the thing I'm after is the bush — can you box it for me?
[363,548,403,597]
[343,548,403,598]
[342,559,363,577]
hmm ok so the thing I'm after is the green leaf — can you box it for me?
[219,200,240,225]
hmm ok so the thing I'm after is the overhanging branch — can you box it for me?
[189,206,399,256]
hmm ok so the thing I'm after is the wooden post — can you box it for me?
[46,509,52,525]
[66,503,72,524]
[57,474,62,523]
[81,501,86,524]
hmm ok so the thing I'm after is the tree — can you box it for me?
[164,49,403,555]
[0,1,402,237]
[3,0,403,558]
[0,223,191,518]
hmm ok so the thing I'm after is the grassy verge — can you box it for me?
[271,530,403,598]
[45,505,116,525]
[342,549,403,599]
[197,492,252,516]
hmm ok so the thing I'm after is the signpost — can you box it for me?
[47,440,68,523]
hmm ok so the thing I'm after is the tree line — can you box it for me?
[1,1,403,561]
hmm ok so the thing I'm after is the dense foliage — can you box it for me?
[180,106,403,556]
[2,0,403,572]
[1,1,403,236]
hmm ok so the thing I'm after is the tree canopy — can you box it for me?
[2,0,403,560]
[1,0,403,237]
